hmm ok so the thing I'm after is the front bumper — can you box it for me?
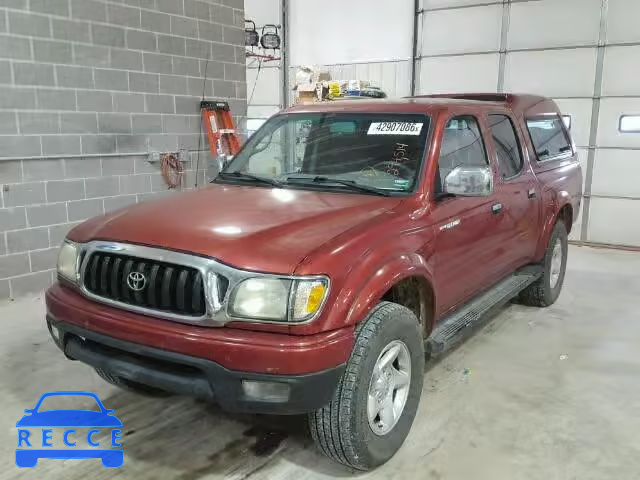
[46,283,354,375]
[48,316,345,415]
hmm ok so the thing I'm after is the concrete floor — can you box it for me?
[2,245,640,479]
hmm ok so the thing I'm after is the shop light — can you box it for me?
[260,24,281,50]
[245,20,259,47]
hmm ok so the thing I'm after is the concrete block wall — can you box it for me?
[0,0,247,300]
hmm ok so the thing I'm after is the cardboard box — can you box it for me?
[297,90,317,104]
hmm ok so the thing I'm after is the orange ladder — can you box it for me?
[200,100,242,163]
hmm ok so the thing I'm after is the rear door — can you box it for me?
[486,113,541,273]
[431,114,509,316]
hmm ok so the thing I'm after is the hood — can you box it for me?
[69,184,402,274]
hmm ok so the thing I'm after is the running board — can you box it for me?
[426,266,543,356]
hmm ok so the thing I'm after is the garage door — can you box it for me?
[589,0,640,247]
[417,0,640,247]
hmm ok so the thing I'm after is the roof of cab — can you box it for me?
[283,93,558,116]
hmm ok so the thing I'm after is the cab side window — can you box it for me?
[488,114,524,178]
[526,115,572,161]
[437,115,488,191]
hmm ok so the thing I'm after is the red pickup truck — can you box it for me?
[46,93,582,470]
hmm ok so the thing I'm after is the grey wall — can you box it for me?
[0,0,247,300]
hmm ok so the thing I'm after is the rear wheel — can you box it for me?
[308,302,424,470]
[95,368,172,397]
[519,220,568,307]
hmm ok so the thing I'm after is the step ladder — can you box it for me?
[201,100,242,166]
[426,266,543,357]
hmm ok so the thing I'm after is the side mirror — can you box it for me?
[444,166,493,197]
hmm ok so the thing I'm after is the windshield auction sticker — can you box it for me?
[368,122,423,135]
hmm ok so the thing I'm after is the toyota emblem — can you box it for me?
[127,271,147,292]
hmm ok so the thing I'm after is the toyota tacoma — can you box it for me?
[46,93,582,470]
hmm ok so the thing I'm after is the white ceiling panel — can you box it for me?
[553,98,593,148]
[418,53,499,94]
[588,197,640,246]
[244,0,280,26]
[597,98,640,148]
[246,66,281,106]
[508,0,600,50]
[592,149,640,198]
[503,48,597,98]
[289,0,413,65]
[602,46,640,97]
[606,0,640,44]
[421,0,496,8]
[421,5,502,55]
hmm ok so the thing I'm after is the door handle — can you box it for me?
[491,203,503,214]
[527,188,536,199]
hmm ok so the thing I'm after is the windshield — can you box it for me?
[221,113,430,194]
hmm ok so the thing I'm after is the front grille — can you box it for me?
[83,252,207,317]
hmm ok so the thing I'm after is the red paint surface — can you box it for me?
[49,94,582,372]
[46,284,354,375]
[68,184,402,275]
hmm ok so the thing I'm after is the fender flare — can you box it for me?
[537,190,572,258]
[343,253,436,328]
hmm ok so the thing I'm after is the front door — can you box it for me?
[431,114,508,316]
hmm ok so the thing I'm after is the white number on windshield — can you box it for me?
[368,122,423,136]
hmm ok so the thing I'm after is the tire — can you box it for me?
[308,302,424,470]
[95,368,172,397]
[519,220,568,307]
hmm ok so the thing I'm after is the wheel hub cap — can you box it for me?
[367,340,411,436]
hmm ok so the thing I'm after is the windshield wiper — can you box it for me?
[216,171,283,188]
[285,176,391,196]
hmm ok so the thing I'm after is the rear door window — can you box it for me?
[488,114,524,178]
[526,116,572,161]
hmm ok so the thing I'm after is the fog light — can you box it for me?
[242,380,290,402]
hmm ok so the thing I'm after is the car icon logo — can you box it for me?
[16,391,124,468]
[127,272,146,291]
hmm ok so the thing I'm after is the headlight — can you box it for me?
[230,278,291,320]
[229,277,329,322]
[57,241,80,283]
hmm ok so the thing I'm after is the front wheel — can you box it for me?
[308,302,424,470]
[519,220,568,307]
